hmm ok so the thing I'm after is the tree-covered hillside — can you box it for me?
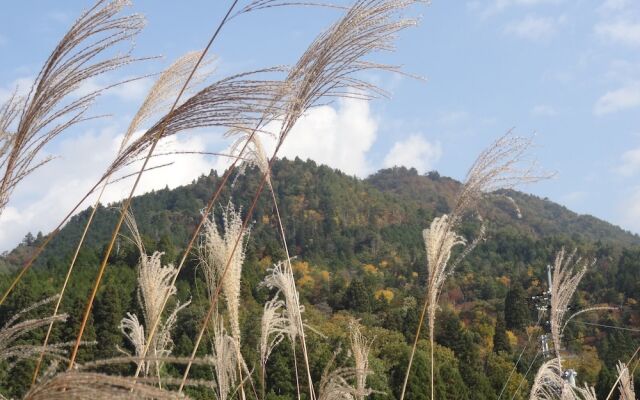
[1,158,638,399]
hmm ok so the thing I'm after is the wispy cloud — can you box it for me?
[504,15,565,41]
[531,104,558,116]
[383,134,442,173]
[594,81,640,115]
[614,147,640,176]
[618,186,640,233]
[596,20,640,46]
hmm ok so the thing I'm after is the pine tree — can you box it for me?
[342,279,373,313]
[493,313,511,353]
[504,283,530,330]
[93,285,124,365]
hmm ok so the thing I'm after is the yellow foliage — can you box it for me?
[411,272,418,278]
[261,215,270,224]
[380,260,389,268]
[506,330,518,348]
[375,289,394,302]
[258,256,272,270]
[297,274,315,288]
[293,261,310,275]
[320,270,330,282]
[363,264,379,275]
[498,275,510,286]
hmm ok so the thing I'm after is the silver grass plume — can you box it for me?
[0,0,144,216]
[549,248,591,365]
[261,261,306,343]
[0,296,68,368]
[23,371,189,399]
[200,203,248,345]
[423,214,466,341]
[121,51,212,151]
[569,385,597,400]
[528,358,565,400]
[258,297,287,380]
[616,361,635,400]
[348,319,374,400]
[401,130,544,400]
[182,1,422,396]
[120,211,190,378]
[210,313,240,400]
[228,130,273,188]
[317,351,368,400]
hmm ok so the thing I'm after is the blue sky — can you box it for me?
[0,0,639,250]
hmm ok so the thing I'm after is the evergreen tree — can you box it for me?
[504,283,530,330]
[595,365,616,399]
[493,313,511,353]
[342,279,373,313]
[93,285,124,363]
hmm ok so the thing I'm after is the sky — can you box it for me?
[0,0,638,251]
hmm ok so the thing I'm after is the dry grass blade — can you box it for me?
[549,248,592,364]
[0,0,144,216]
[0,296,68,368]
[106,69,286,178]
[616,361,635,400]
[24,371,189,400]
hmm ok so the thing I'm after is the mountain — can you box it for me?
[2,157,639,272]
[1,158,639,399]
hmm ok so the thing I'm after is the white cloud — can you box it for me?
[594,81,640,115]
[531,104,558,116]
[599,0,631,12]
[618,186,640,233]
[382,135,442,173]
[215,97,379,178]
[504,15,564,41]
[596,20,640,46]
[615,147,640,176]
[0,77,34,104]
[76,76,154,103]
[0,127,218,251]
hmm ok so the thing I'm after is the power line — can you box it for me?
[571,321,640,333]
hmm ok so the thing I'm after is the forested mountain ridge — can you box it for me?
[3,157,639,272]
[0,158,638,399]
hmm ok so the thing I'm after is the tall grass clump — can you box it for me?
[401,131,545,400]
[119,212,189,383]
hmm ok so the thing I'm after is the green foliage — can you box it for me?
[493,312,511,353]
[504,283,530,331]
[0,159,638,398]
